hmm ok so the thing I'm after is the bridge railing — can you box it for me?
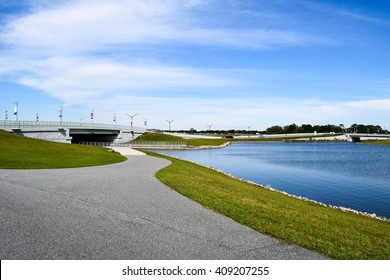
[77,141,187,148]
[79,142,132,147]
[129,141,187,148]
[0,120,145,132]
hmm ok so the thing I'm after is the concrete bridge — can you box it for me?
[0,120,145,144]
[346,133,390,142]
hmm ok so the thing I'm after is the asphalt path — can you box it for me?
[0,154,327,259]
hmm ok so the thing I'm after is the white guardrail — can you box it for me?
[78,141,187,148]
[0,120,144,131]
[129,141,187,148]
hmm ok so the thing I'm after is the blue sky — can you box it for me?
[0,0,389,130]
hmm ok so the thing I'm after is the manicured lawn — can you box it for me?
[186,138,228,147]
[132,132,186,142]
[0,130,126,169]
[146,151,390,260]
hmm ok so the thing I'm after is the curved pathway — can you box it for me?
[0,154,326,259]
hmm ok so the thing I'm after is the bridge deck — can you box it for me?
[0,120,144,132]
[0,120,146,144]
[346,133,390,142]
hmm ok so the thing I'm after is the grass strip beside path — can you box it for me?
[146,151,390,260]
[0,130,126,169]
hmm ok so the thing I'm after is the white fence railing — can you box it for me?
[129,141,187,148]
[79,142,132,147]
[77,141,187,148]
[0,120,144,132]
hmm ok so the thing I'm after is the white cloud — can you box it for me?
[346,99,390,111]
[0,0,331,106]
[2,0,182,53]
[0,0,329,58]
[13,55,235,105]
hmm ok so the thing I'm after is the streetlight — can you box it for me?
[59,106,63,124]
[247,125,252,138]
[90,109,94,127]
[166,120,174,131]
[126,113,138,138]
[13,101,18,122]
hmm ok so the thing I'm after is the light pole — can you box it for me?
[247,125,252,138]
[90,109,94,127]
[5,110,8,126]
[13,101,18,122]
[126,113,138,138]
[59,106,63,124]
[166,120,174,131]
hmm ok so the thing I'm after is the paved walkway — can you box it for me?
[111,147,146,156]
[0,154,326,259]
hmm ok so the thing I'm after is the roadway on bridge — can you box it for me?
[0,155,326,259]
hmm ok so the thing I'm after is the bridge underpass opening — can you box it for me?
[70,130,120,144]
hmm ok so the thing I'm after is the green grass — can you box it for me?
[0,130,126,169]
[133,132,186,142]
[146,151,390,260]
[186,138,228,147]
[361,140,390,146]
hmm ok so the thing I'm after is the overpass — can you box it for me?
[0,120,145,144]
[346,133,390,142]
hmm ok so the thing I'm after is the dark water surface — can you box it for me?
[157,142,390,218]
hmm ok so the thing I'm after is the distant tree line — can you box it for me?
[170,128,261,135]
[167,123,389,135]
[265,123,388,134]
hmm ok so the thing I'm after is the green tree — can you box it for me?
[285,123,298,133]
[266,125,284,134]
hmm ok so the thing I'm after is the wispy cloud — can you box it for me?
[346,99,390,111]
[15,56,235,104]
[1,0,330,53]
[0,0,333,104]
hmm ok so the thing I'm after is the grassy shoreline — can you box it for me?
[145,151,390,260]
[133,133,344,149]
[360,140,390,146]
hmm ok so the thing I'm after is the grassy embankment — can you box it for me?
[146,151,389,259]
[132,132,291,147]
[0,130,126,169]
[133,132,346,147]
[132,132,228,147]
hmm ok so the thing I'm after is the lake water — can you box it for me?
[157,142,390,219]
